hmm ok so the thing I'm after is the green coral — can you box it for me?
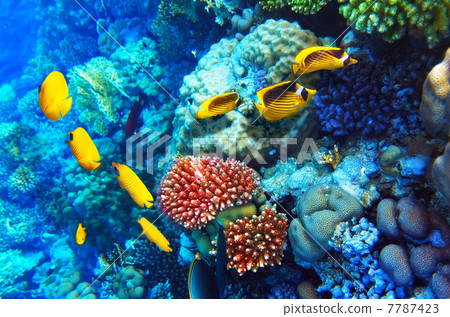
[68,57,131,136]
[260,0,331,15]
[338,0,450,48]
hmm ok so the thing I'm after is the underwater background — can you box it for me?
[0,0,449,299]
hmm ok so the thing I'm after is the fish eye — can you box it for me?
[114,167,120,177]
[69,133,73,141]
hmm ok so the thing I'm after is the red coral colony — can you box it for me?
[158,156,260,229]
[225,208,288,275]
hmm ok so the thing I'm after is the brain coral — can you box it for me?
[158,156,260,229]
[420,47,450,138]
[289,183,364,263]
[379,244,414,287]
[397,197,431,240]
[173,19,324,159]
[376,198,402,239]
[338,0,450,48]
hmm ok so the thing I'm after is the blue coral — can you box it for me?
[314,49,439,137]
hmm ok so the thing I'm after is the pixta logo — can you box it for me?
[126,127,172,175]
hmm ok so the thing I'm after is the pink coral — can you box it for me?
[225,208,288,275]
[158,156,260,229]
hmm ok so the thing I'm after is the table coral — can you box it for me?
[225,208,288,275]
[337,0,450,48]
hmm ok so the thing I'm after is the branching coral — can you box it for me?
[337,0,450,48]
[158,156,260,229]
[225,208,288,275]
[260,0,331,15]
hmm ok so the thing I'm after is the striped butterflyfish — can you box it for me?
[253,81,316,121]
[291,46,358,75]
[112,162,154,208]
[68,127,102,172]
[38,71,72,121]
[196,92,244,119]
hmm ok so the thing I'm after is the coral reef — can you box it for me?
[158,156,260,229]
[314,47,439,137]
[289,184,364,263]
[316,218,398,298]
[200,0,240,25]
[338,0,450,47]
[68,57,130,136]
[380,244,414,287]
[432,143,450,204]
[260,0,331,15]
[225,208,288,274]
[420,47,450,138]
[173,20,326,159]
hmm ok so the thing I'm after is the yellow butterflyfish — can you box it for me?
[138,217,172,252]
[76,223,86,245]
[291,46,358,75]
[112,162,153,208]
[68,127,102,172]
[38,71,72,121]
[196,92,244,119]
[253,81,316,121]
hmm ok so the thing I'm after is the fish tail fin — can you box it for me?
[196,109,209,119]
[252,102,266,116]
[92,162,102,172]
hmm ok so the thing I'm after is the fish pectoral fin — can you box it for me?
[59,96,72,119]
[144,200,154,209]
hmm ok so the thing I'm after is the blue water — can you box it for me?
[0,0,449,300]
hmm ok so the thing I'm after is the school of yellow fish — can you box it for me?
[38,46,356,273]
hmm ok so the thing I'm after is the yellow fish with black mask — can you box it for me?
[196,92,244,119]
[291,46,358,75]
[253,81,316,121]
[38,71,72,121]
